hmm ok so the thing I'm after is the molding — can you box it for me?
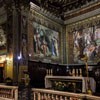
[30,2,64,25]
[64,8,100,25]
[29,8,62,33]
[64,0,99,17]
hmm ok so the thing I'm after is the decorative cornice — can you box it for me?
[64,1,100,21]
[65,8,100,25]
[29,2,64,33]
[29,10,62,32]
[66,14,100,33]
[30,2,64,25]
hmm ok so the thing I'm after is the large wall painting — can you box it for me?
[32,22,59,62]
[73,26,100,64]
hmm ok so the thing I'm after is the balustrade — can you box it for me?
[32,88,100,100]
[0,85,18,100]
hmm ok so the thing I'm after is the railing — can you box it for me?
[0,85,18,100]
[32,88,100,100]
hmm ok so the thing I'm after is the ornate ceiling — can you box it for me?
[0,0,99,20]
[31,0,98,20]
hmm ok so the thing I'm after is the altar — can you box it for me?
[45,76,96,93]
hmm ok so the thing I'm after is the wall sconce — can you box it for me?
[6,57,10,61]
[17,56,21,60]
[29,54,31,57]
[0,55,7,63]
[6,54,13,61]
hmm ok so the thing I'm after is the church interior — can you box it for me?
[0,0,100,99]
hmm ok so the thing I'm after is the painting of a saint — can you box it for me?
[32,22,59,62]
[73,26,100,63]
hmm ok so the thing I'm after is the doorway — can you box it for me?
[0,63,4,83]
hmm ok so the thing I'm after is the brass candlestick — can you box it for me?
[81,54,92,94]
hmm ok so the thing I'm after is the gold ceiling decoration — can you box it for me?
[0,0,98,20]
[31,0,98,20]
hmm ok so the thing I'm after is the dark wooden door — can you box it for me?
[0,67,4,83]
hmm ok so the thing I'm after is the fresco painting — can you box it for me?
[32,22,59,62]
[73,26,100,63]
